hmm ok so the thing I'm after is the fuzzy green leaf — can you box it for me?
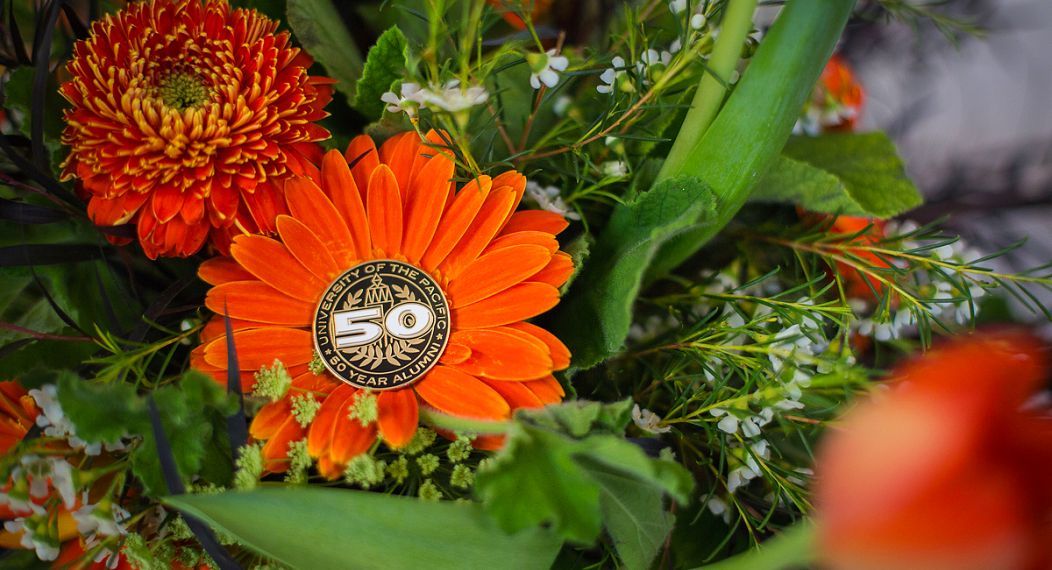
[553,176,716,369]
[354,26,409,120]
[286,0,363,106]
[586,462,675,570]
[752,132,923,218]
[164,487,561,570]
[476,401,693,547]
[57,373,146,444]
[58,372,235,496]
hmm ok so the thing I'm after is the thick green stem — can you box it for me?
[659,0,759,181]
[648,0,856,279]
[697,522,817,570]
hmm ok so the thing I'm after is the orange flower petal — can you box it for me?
[414,366,511,420]
[307,384,357,458]
[377,388,419,448]
[452,282,560,329]
[507,322,571,370]
[481,377,544,409]
[199,256,255,286]
[447,244,552,308]
[366,164,404,256]
[251,398,292,440]
[484,230,559,255]
[407,130,452,189]
[285,176,357,267]
[491,170,527,228]
[439,341,472,365]
[501,210,569,236]
[262,416,306,466]
[439,186,516,280]
[230,235,326,302]
[330,415,377,465]
[323,149,372,260]
[402,153,455,263]
[420,175,492,272]
[449,328,553,380]
[203,327,314,370]
[379,132,419,197]
[529,251,574,289]
[522,375,565,404]
[206,281,313,326]
[345,135,381,194]
[276,215,341,282]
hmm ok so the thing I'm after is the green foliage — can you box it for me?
[554,176,716,370]
[751,133,923,218]
[355,26,409,120]
[286,0,363,106]
[3,66,67,174]
[164,487,562,570]
[647,0,857,279]
[58,371,236,495]
[476,400,693,558]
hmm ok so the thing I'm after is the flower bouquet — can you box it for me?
[0,0,1049,569]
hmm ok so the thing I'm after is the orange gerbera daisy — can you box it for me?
[60,0,333,259]
[192,131,573,477]
[815,54,864,132]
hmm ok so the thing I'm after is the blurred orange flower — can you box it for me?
[816,54,864,132]
[60,0,332,259]
[816,331,1052,570]
[487,0,553,29]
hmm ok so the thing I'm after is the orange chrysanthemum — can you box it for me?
[60,0,333,259]
[192,131,573,477]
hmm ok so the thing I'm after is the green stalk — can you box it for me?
[648,0,856,279]
[697,522,817,570]
[659,0,759,180]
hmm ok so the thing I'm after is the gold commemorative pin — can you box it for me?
[312,260,450,390]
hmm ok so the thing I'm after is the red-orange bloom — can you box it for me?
[0,381,37,456]
[487,0,553,29]
[60,0,333,259]
[816,331,1052,570]
[827,215,893,302]
[192,131,572,478]
[816,54,864,132]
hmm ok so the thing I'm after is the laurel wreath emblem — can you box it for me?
[340,284,428,371]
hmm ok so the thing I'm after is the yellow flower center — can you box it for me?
[157,72,210,110]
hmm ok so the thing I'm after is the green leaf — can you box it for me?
[286,0,363,106]
[553,176,716,369]
[751,132,923,218]
[586,462,674,570]
[646,0,857,281]
[163,487,562,570]
[698,521,816,570]
[57,372,146,444]
[57,371,235,496]
[354,26,408,120]
[3,66,67,174]
[476,401,693,547]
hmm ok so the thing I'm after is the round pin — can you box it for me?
[312,260,450,390]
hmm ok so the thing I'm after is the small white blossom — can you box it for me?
[706,497,731,523]
[600,160,628,178]
[419,81,489,113]
[5,517,60,561]
[528,49,569,90]
[74,500,129,538]
[553,95,572,116]
[690,13,707,30]
[669,0,688,14]
[524,181,580,221]
[380,82,423,117]
[597,56,626,94]
[631,404,672,434]
[727,465,758,493]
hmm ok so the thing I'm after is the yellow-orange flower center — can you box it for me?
[157,72,212,110]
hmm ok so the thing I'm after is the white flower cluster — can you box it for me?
[631,404,672,434]
[381,81,490,116]
[524,181,580,221]
[74,496,131,569]
[29,384,125,455]
[852,220,990,341]
[0,455,77,561]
